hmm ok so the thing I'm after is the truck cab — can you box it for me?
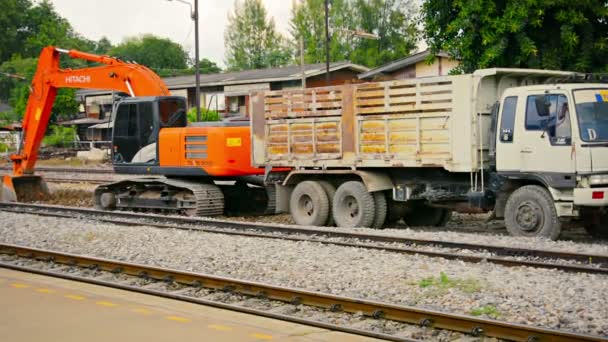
[495,84,608,238]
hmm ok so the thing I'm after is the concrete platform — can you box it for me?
[0,268,382,342]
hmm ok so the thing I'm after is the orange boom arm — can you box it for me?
[11,46,170,176]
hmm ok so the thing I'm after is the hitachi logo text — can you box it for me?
[65,75,91,83]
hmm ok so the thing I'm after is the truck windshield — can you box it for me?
[574,89,608,142]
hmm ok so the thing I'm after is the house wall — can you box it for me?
[379,56,460,81]
[306,70,361,88]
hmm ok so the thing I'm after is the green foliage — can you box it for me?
[421,0,608,73]
[195,58,222,74]
[418,272,482,294]
[43,125,76,147]
[225,0,292,71]
[94,37,114,55]
[0,0,102,120]
[110,35,189,71]
[187,108,221,122]
[291,0,418,68]
[0,143,10,153]
[470,305,501,319]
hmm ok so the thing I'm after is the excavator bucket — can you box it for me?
[1,175,49,202]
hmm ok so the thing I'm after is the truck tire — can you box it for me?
[317,181,336,226]
[332,181,375,228]
[289,181,330,226]
[403,204,451,227]
[504,185,561,239]
[581,209,608,239]
[372,192,387,229]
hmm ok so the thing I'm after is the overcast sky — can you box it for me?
[49,0,293,67]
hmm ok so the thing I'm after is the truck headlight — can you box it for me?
[589,175,608,186]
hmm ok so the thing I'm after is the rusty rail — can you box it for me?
[0,243,604,342]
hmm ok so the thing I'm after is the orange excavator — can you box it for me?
[1,46,275,216]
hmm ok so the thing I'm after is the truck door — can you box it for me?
[495,96,520,171]
[517,91,576,186]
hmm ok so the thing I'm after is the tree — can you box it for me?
[0,0,31,63]
[0,0,94,121]
[110,35,189,71]
[225,0,292,71]
[290,0,418,68]
[196,58,222,74]
[421,0,608,73]
[94,37,114,55]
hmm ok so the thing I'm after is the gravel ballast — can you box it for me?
[0,211,606,337]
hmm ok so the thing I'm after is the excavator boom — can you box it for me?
[1,46,171,201]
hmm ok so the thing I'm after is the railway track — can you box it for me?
[1,202,607,276]
[43,177,108,185]
[0,242,604,342]
[0,166,113,174]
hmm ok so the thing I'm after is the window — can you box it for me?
[526,94,571,144]
[114,104,136,137]
[499,96,517,142]
[158,98,187,127]
[127,104,138,136]
[139,102,154,144]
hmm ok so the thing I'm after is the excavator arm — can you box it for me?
[1,46,171,201]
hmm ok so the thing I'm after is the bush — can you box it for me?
[43,125,76,147]
[0,142,10,153]
[187,107,221,123]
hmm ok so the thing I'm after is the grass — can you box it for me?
[418,272,482,294]
[470,305,501,318]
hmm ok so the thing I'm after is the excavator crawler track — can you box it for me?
[94,177,224,217]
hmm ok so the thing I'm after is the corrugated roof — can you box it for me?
[77,61,368,97]
[358,50,451,79]
[58,118,106,125]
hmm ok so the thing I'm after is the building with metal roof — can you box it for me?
[358,50,459,81]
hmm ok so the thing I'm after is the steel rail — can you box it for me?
[43,177,108,185]
[0,243,604,342]
[1,202,607,275]
[0,166,113,174]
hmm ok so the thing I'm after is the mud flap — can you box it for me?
[0,175,49,202]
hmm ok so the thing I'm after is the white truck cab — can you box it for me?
[495,84,608,238]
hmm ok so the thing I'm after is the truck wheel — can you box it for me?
[317,181,336,226]
[403,204,451,227]
[581,209,608,239]
[372,192,387,229]
[332,181,375,228]
[290,181,330,226]
[504,185,561,239]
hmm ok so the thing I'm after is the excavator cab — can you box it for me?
[111,96,187,166]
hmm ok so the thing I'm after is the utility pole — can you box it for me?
[300,36,306,89]
[193,0,201,122]
[324,0,330,86]
[168,0,200,121]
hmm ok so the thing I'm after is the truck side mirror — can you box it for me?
[535,95,551,117]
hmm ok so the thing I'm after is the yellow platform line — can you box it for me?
[10,283,30,289]
[36,288,55,294]
[96,301,118,307]
[250,333,274,340]
[208,324,233,331]
[165,316,191,323]
[65,294,86,301]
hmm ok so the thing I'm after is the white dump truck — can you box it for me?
[250,68,608,239]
